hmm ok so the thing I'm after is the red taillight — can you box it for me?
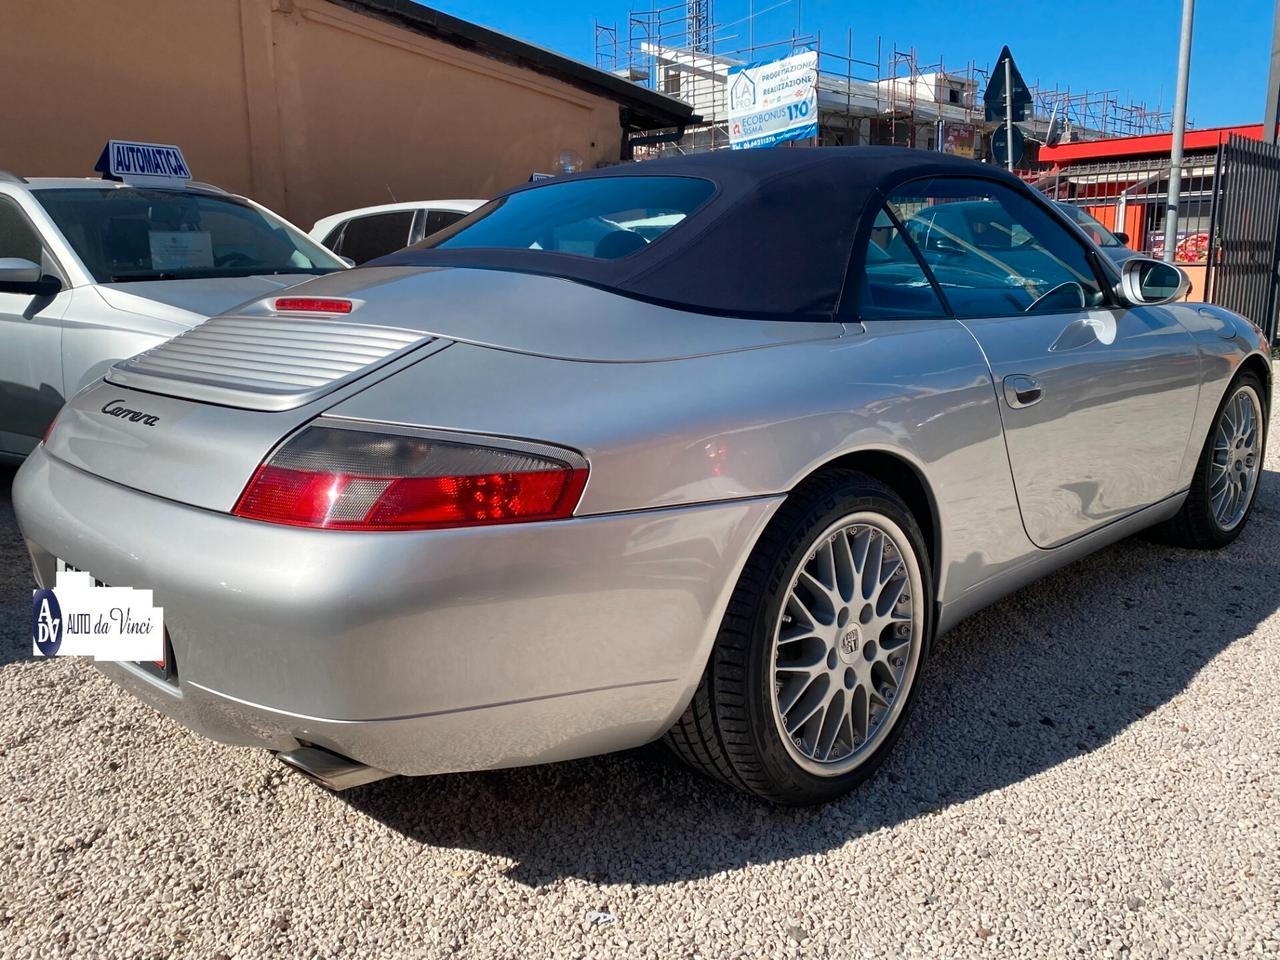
[273,297,353,314]
[41,413,59,446]
[232,423,587,531]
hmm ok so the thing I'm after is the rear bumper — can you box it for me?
[14,447,780,776]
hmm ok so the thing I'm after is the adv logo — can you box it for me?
[32,589,62,657]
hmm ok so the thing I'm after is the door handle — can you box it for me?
[1003,374,1043,409]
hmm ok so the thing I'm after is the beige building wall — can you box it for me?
[4,0,626,228]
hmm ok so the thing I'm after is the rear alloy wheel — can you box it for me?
[665,470,932,804]
[1158,371,1267,549]
[770,514,923,777]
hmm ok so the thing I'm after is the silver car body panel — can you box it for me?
[109,313,431,410]
[16,445,780,775]
[13,259,1272,777]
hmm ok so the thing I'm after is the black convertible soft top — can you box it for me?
[375,147,1030,321]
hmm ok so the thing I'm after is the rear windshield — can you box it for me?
[422,176,715,261]
[34,187,344,283]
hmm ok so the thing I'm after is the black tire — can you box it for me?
[1155,370,1267,550]
[664,469,934,805]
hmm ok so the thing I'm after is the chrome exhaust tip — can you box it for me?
[276,746,393,791]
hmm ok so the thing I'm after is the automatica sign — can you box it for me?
[727,50,818,150]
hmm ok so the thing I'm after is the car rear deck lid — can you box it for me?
[107,314,430,411]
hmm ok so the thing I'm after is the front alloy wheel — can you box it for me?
[1209,383,1262,532]
[1157,371,1267,549]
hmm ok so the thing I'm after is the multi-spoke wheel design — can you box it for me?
[1157,371,1267,550]
[769,513,923,777]
[665,470,932,803]
[1209,384,1262,532]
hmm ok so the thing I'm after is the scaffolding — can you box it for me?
[1026,83,1175,140]
[593,0,1181,163]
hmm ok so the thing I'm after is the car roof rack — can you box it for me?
[0,170,28,185]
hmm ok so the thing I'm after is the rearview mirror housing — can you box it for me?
[1118,257,1189,306]
[1112,231,1131,246]
[0,257,61,296]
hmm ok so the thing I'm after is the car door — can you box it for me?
[887,176,1201,549]
[0,195,71,457]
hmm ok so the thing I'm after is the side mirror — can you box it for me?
[1112,231,1130,246]
[1118,257,1189,306]
[0,258,60,296]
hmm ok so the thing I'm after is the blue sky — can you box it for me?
[435,0,1273,129]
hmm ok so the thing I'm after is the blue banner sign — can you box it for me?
[727,51,819,150]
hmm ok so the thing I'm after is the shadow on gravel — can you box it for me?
[343,466,1280,886]
[0,465,31,668]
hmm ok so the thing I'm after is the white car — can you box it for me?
[0,141,346,460]
[310,200,484,264]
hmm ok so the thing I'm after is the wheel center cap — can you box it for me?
[837,625,861,664]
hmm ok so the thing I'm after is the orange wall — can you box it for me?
[4,0,625,228]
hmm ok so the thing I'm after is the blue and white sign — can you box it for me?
[94,140,192,187]
[726,50,818,150]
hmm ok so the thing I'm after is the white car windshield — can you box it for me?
[34,187,344,283]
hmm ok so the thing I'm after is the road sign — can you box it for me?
[991,124,1026,168]
[983,46,1032,123]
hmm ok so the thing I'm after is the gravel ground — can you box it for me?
[1,412,1278,960]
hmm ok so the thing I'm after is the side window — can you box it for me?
[422,209,466,239]
[336,211,415,264]
[887,177,1106,318]
[321,223,345,252]
[856,207,947,320]
[0,198,44,263]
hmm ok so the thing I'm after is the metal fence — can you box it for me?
[1211,134,1280,342]
[1031,137,1280,342]
[1031,154,1219,266]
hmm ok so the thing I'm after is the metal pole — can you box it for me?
[1265,0,1280,143]
[1164,0,1195,264]
[1004,57,1014,172]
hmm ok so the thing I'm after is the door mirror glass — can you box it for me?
[1119,258,1188,306]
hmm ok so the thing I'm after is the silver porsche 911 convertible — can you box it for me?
[14,148,1271,804]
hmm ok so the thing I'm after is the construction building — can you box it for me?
[595,0,1176,163]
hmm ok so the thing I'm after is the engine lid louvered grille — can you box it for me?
[107,316,430,411]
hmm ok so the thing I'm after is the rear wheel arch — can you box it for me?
[793,449,941,591]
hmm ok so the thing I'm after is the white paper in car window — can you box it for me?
[149,231,214,270]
